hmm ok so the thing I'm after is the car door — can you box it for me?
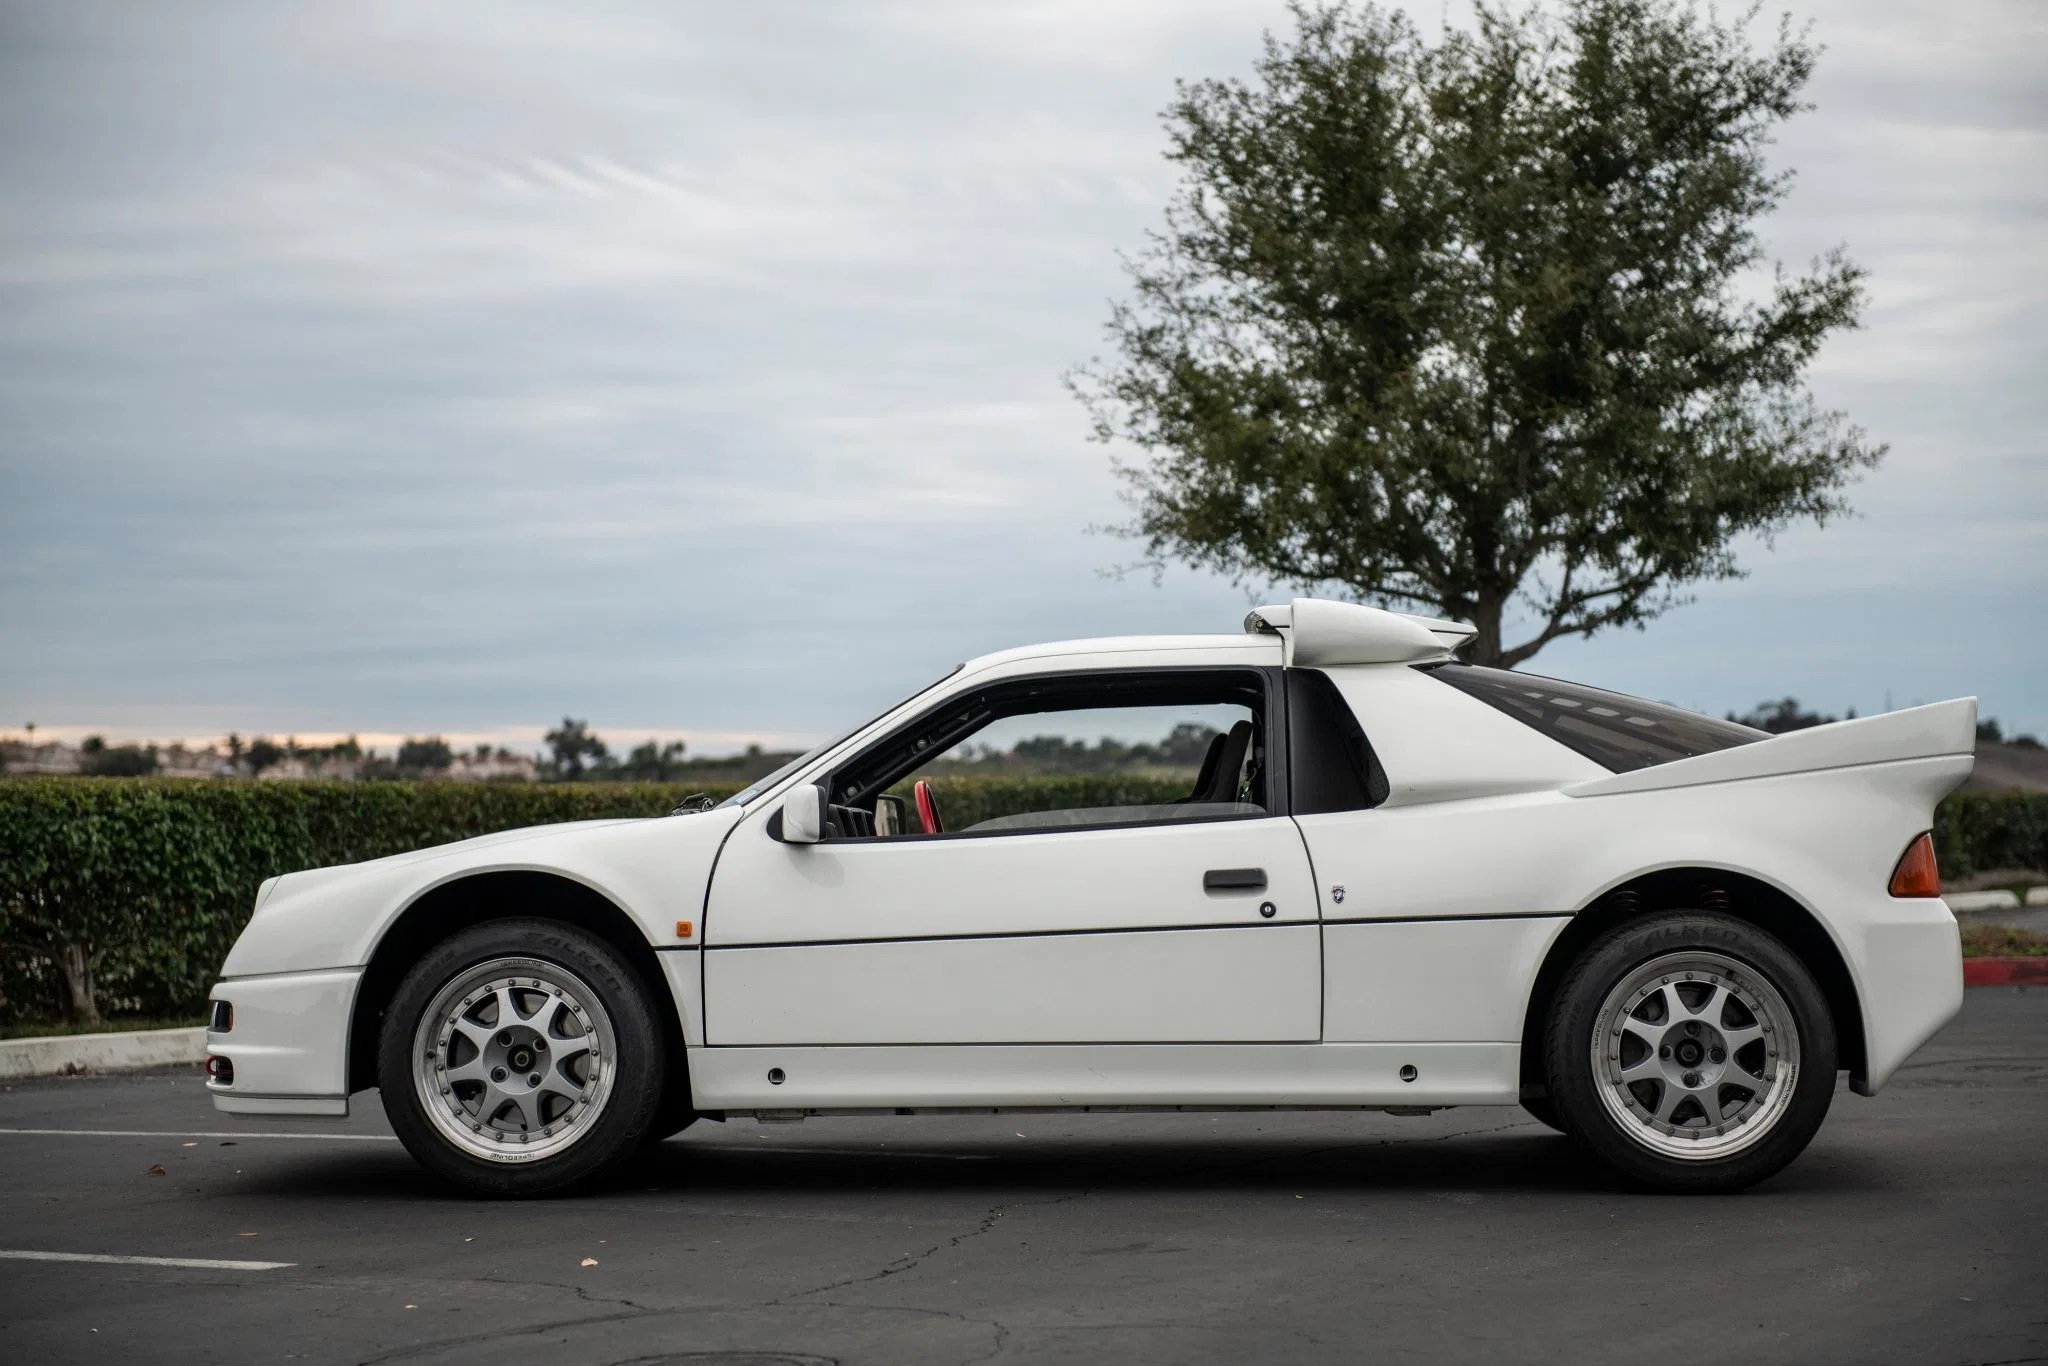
[699,667,1320,1046]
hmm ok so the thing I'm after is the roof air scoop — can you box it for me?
[1243,604,1292,635]
[1244,597,1474,665]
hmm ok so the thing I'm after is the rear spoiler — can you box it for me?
[1564,698,1978,798]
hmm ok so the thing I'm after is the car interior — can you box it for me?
[816,669,1272,839]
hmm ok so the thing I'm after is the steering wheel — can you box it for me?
[912,779,945,835]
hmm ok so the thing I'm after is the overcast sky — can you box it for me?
[1,0,2042,756]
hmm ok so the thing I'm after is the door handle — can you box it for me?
[1203,867,1267,892]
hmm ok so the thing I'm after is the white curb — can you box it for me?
[0,1027,207,1081]
[1948,889,2022,912]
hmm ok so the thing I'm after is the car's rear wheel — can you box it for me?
[378,918,664,1196]
[1544,911,1836,1193]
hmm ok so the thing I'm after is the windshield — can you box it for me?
[715,664,965,809]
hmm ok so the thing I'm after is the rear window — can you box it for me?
[1421,663,1766,774]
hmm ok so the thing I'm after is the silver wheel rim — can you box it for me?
[411,956,617,1164]
[1592,950,1800,1161]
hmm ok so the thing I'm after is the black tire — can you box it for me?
[378,918,666,1197]
[1520,1095,1570,1134]
[1544,911,1836,1193]
[645,1086,699,1146]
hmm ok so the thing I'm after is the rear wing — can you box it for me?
[1563,698,1978,798]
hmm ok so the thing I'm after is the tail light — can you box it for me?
[1888,832,1941,898]
[206,1055,234,1085]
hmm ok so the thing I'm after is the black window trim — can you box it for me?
[1283,665,1389,814]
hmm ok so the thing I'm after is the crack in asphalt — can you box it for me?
[473,1271,656,1312]
[961,1316,1011,1365]
[325,1129,1413,1366]
[352,1305,672,1365]
[751,1115,1538,1361]
[774,1198,1027,1302]
[798,1299,1013,1366]
[349,1274,670,1364]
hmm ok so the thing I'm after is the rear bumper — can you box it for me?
[206,967,361,1118]
[1846,898,1963,1096]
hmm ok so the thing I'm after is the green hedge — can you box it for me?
[1930,792,2048,880]
[2,777,2043,1026]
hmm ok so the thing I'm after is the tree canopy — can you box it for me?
[1072,0,1882,667]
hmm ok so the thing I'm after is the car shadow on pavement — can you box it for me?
[225,1125,1891,1201]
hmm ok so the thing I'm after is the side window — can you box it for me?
[822,670,1274,838]
[1286,669,1388,813]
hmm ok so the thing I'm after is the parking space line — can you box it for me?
[0,1127,395,1142]
[0,1250,295,1270]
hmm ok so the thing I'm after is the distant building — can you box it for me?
[446,751,538,783]
[256,754,363,782]
[158,744,237,780]
[0,740,82,775]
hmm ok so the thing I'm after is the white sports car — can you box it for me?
[205,600,1972,1195]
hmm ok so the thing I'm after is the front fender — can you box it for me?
[218,809,744,977]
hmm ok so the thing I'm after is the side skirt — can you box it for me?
[689,1041,1519,1112]
[724,1105,1455,1122]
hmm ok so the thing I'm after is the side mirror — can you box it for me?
[781,783,825,844]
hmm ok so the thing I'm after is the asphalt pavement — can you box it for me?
[1,989,2043,1366]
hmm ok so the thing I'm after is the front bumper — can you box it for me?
[206,967,362,1118]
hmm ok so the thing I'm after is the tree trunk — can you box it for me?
[58,943,101,1028]
[1468,595,1506,668]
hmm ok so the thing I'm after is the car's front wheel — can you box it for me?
[1544,912,1837,1193]
[378,918,665,1196]
[1518,1095,1570,1134]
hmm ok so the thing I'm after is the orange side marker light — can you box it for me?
[1887,833,1940,898]
[675,920,694,939]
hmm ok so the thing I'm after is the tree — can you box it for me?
[244,737,285,776]
[1153,721,1225,767]
[1072,0,1882,668]
[617,739,689,782]
[78,738,160,777]
[395,736,455,775]
[543,718,611,781]
[1730,697,1835,733]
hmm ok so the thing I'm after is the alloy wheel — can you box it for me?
[411,956,618,1164]
[1591,950,1801,1161]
